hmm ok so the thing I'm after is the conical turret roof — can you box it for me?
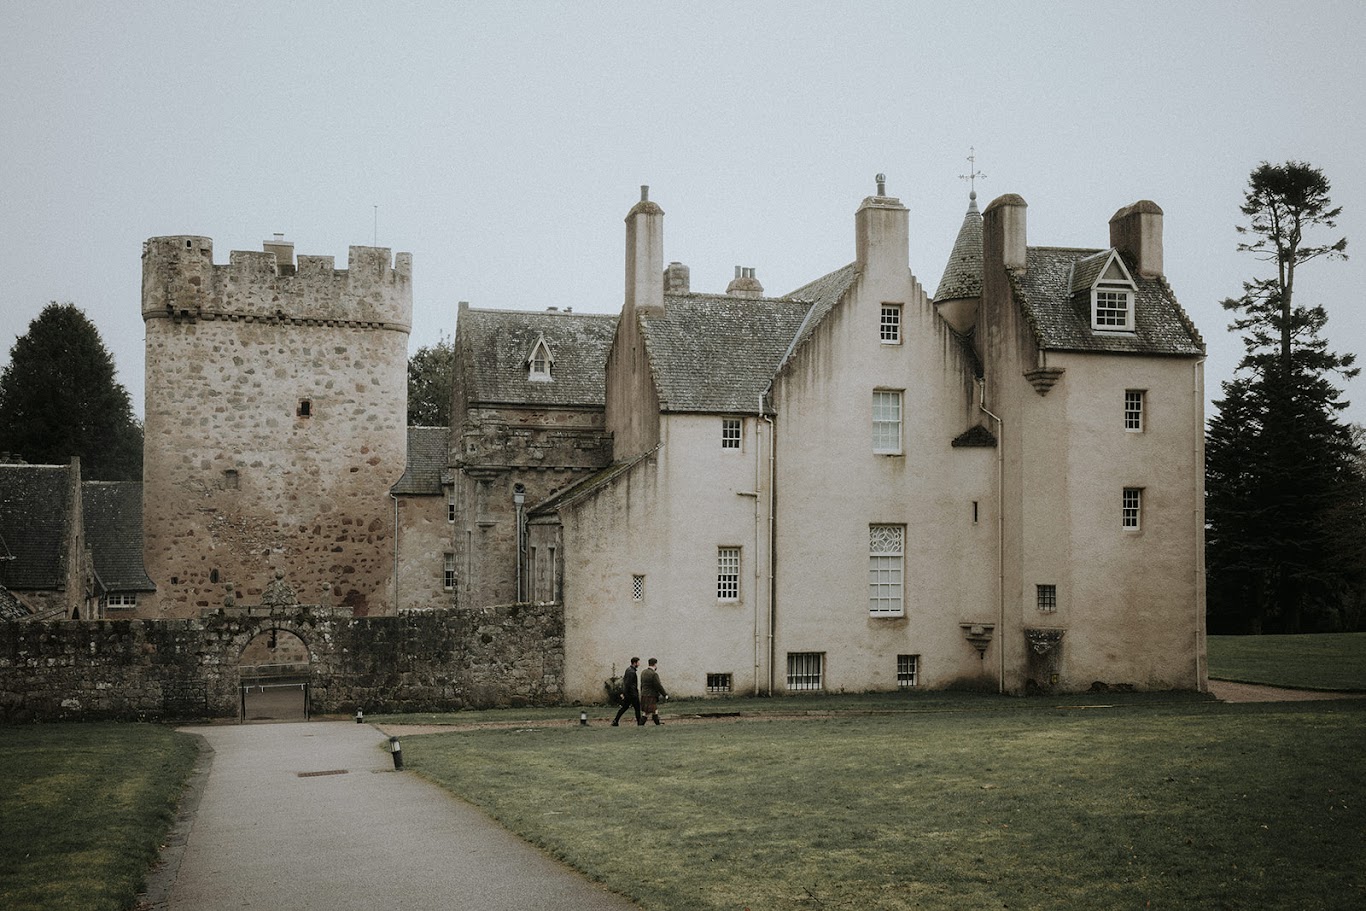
[934,192,983,302]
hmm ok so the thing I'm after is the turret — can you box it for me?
[142,236,213,320]
[934,192,984,333]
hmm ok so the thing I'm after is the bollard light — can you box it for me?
[355,708,364,724]
[579,710,588,726]
[389,736,404,771]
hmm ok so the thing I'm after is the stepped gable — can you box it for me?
[1012,246,1205,356]
[457,307,617,407]
[638,292,813,414]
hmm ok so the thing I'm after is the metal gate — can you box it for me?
[240,663,311,722]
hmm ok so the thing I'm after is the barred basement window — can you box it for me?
[706,673,732,694]
[632,574,645,602]
[717,547,740,602]
[1036,584,1058,612]
[787,652,824,691]
[897,654,919,688]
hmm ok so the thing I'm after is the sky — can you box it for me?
[2,1,1363,427]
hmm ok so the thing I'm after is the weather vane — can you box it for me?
[959,147,986,196]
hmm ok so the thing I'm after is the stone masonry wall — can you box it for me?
[0,603,564,723]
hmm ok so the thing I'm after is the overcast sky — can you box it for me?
[2,1,1363,427]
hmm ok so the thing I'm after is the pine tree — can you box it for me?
[0,302,143,481]
[1206,162,1362,633]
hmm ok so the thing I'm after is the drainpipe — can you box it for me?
[978,378,1005,695]
[761,390,777,696]
[513,484,526,603]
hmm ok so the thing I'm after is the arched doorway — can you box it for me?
[238,628,311,722]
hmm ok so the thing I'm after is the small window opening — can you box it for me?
[297,399,312,418]
[210,568,220,583]
[706,673,732,694]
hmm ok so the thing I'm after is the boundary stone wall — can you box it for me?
[0,603,564,723]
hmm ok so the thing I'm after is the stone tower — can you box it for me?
[141,235,412,616]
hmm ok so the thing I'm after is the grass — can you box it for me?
[1208,632,1366,690]
[405,696,1366,911]
[0,723,200,911]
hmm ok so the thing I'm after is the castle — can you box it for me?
[6,177,1206,702]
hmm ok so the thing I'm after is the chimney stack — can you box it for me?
[1109,200,1164,278]
[664,261,690,294]
[855,174,909,283]
[983,194,1028,271]
[263,233,295,272]
[624,186,665,314]
[725,266,764,298]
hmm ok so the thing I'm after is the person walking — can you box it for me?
[639,657,668,725]
[612,657,644,726]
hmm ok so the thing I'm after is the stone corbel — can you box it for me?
[960,622,996,659]
[1023,366,1065,395]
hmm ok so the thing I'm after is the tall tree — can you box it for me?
[1206,162,1362,633]
[407,335,455,426]
[0,302,143,481]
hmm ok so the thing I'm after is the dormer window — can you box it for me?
[1074,249,1137,332]
[527,336,554,383]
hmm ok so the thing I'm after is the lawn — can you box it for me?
[1207,632,1366,690]
[0,723,200,911]
[404,696,1366,911]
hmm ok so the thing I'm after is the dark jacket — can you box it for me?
[640,667,667,702]
[621,664,640,703]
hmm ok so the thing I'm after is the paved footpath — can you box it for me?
[142,721,638,911]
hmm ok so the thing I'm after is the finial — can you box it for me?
[640,185,649,202]
[959,147,986,196]
[875,173,886,196]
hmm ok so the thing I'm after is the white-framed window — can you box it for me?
[527,337,553,382]
[897,654,919,688]
[880,304,902,344]
[873,390,903,454]
[787,652,824,691]
[632,574,645,603]
[869,524,905,617]
[717,547,740,601]
[721,418,742,450]
[1122,488,1143,530]
[706,673,732,694]
[1089,254,1137,332]
[105,592,138,608]
[443,553,457,590]
[446,486,456,523]
[1036,584,1058,612]
[1125,390,1145,432]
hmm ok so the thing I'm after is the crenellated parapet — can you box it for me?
[142,235,412,331]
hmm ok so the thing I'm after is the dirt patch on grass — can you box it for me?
[1207,680,1366,703]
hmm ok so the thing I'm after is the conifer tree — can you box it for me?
[0,302,143,480]
[1206,162,1363,633]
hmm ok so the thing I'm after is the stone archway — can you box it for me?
[238,627,312,722]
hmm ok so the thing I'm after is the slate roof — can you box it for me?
[1012,247,1205,356]
[639,293,815,413]
[781,263,859,360]
[934,193,984,301]
[0,586,26,619]
[391,426,450,496]
[0,464,72,590]
[82,481,155,592]
[456,307,617,407]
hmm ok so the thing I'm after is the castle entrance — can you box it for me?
[239,628,311,722]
